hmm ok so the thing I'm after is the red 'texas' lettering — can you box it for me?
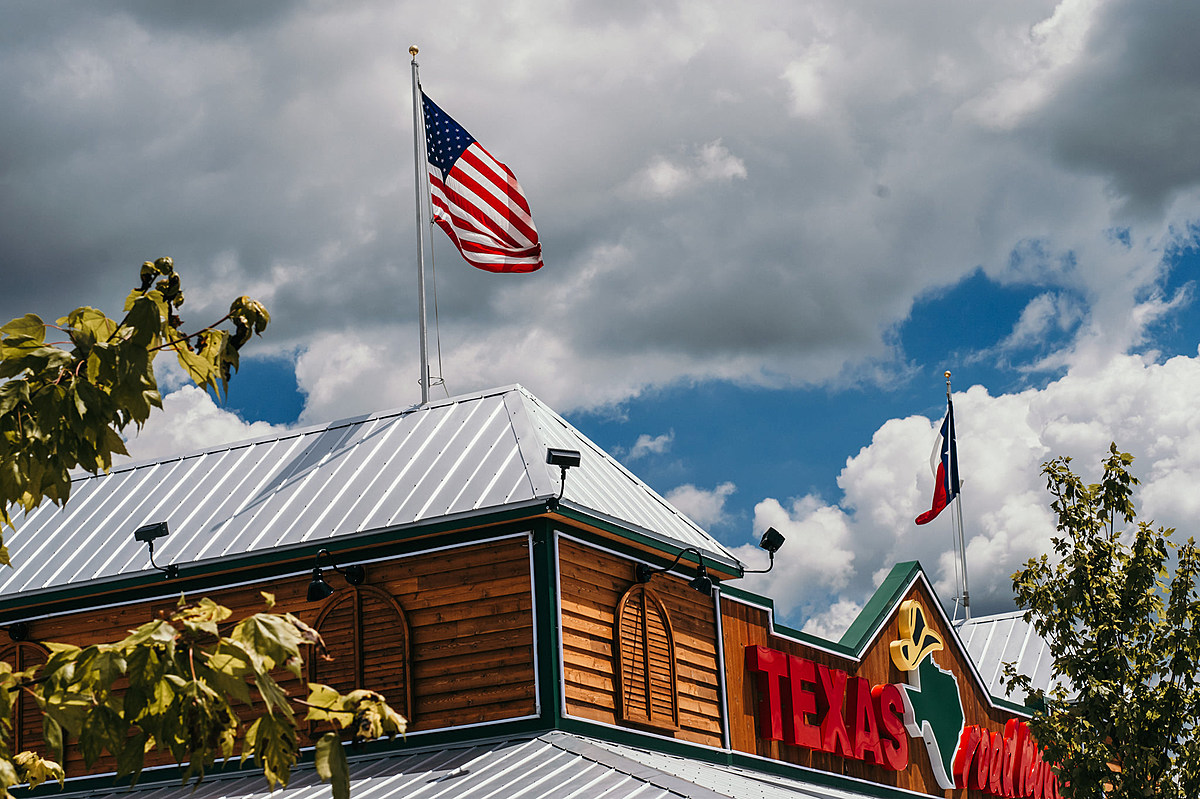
[744,646,910,772]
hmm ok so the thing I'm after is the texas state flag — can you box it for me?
[915,399,960,525]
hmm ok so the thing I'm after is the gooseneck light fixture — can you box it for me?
[741,526,786,575]
[636,547,715,597]
[545,447,582,511]
[306,548,367,601]
[133,521,179,580]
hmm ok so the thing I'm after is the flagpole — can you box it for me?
[946,371,970,621]
[410,45,431,405]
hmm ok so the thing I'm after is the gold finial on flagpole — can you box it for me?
[409,45,419,60]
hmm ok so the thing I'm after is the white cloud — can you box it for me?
[801,599,864,640]
[665,482,737,529]
[293,327,417,424]
[732,495,856,622]
[998,292,1082,351]
[628,430,675,461]
[121,386,287,463]
[781,43,835,118]
[633,139,747,199]
[738,351,1200,632]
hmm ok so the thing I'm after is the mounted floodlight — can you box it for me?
[760,527,785,554]
[742,526,786,575]
[546,448,582,468]
[636,546,716,597]
[134,521,169,543]
[546,447,582,511]
[134,521,178,580]
[307,548,367,602]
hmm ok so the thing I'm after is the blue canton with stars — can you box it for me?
[422,92,476,175]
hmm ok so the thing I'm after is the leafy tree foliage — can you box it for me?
[0,260,404,798]
[1009,445,1200,799]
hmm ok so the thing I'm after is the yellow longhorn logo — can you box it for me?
[889,599,944,672]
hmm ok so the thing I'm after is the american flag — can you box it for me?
[421,91,543,273]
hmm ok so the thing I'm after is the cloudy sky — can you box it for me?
[4,0,1199,635]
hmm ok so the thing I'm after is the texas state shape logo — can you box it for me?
[890,599,964,789]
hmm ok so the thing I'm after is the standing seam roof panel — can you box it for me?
[381,397,508,528]
[155,447,255,561]
[202,435,310,559]
[174,443,273,561]
[449,419,525,513]
[322,409,449,540]
[408,399,512,523]
[212,432,334,557]
[34,462,169,588]
[108,454,212,574]
[0,473,103,590]
[229,421,367,554]
[285,415,400,545]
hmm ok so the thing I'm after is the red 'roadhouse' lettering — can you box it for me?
[952,720,1060,799]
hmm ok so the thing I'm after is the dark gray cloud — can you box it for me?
[2,0,1197,411]
[1024,0,1200,214]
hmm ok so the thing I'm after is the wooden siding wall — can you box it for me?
[0,643,47,757]
[722,580,1023,798]
[557,537,722,747]
[16,536,536,777]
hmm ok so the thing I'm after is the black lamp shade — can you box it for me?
[307,568,335,602]
[759,527,785,554]
[689,567,714,596]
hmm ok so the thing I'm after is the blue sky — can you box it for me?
[5,0,1200,633]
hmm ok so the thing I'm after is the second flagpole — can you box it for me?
[410,45,431,406]
[946,371,970,621]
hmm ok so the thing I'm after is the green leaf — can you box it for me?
[173,596,233,638]
[242,713,298,790]
[0,314,45,343]
[304,683,354,728]
[315,733,351,799]
[230,614,303,676]
[13,751,64,790]
[118,619,177,652]
[253,672,294,721]
[114,729,148,783]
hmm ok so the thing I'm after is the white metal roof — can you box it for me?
[957,609,1060,703]
[0,385,738,601]
[48,732,889,799]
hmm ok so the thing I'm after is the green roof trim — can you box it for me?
[838,560,924,654]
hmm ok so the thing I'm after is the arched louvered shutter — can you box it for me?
[311,592,357,693]
[0,643,48,755]
[309,585,412,723]
[615,584,678,730]
[358,587,412,719]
